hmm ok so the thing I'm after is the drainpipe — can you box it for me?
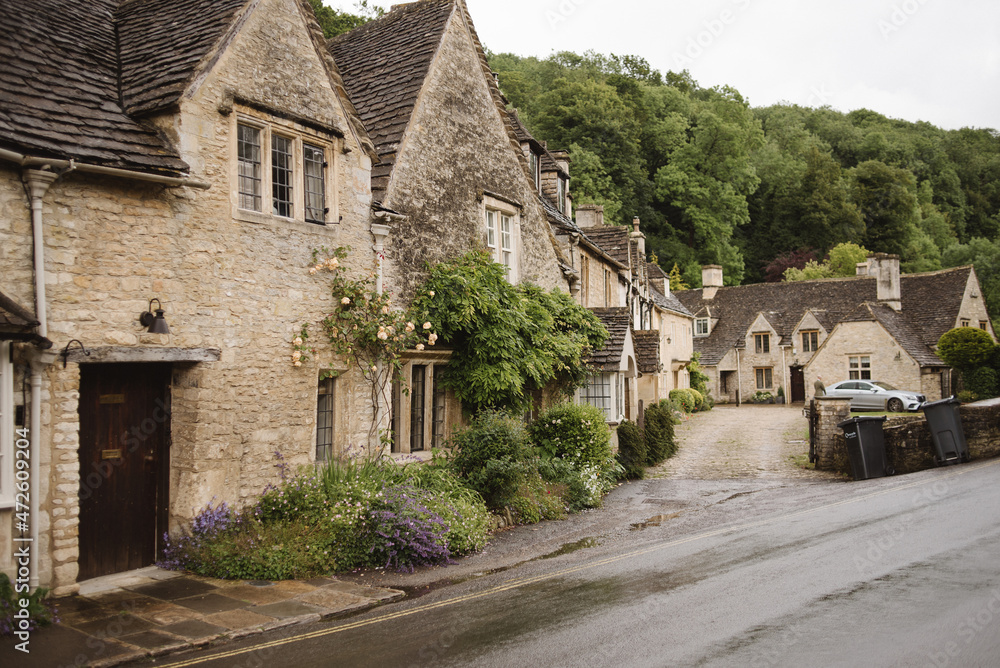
[736,348,742,407]
[24,169,58,590]
[370,223,390,296]
[781,345,787,405]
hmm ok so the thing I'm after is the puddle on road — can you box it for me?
[536,537,599,560]
[630,512,682,530]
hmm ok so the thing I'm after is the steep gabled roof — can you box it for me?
[587,307,630,371]
[580,226,631,267]
[901,266,973,349]
[675,266,975,367]
[117,0,249,117]
[0,0,189,174]
[651,285,693,318]
[632,330,660,374]
[329,0,454,202]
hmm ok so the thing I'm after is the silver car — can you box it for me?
[824,380,926,412]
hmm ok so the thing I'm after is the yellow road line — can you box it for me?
[158,459,998,667]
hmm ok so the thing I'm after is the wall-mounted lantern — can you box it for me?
[139,298,170,334]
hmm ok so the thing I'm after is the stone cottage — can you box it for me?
[329,0,572,451]
[0,0,384,591]
[675,255,995,405]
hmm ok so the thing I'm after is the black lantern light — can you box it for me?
[140,298,170,334]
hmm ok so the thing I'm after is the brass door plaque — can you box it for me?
[101,449,122,460]
[99,394,125,404]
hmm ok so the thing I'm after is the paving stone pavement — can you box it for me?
[2,566,403,667]
[650,403,842,481]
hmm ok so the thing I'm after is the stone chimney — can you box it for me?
[630,216,645,257]
[575,204,604,228]
[856,262,869,276]
[550,149,570,175]
[702,264,723,300]
[868,253,901,311]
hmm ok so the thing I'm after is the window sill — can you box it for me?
[235,208,337,233]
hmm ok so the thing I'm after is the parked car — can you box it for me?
[824,380,926,412]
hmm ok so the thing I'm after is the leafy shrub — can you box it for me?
[368,486,452,572]
[1,573,58,636]
[751,391,773,403]
[937,327,996,369]
[687,388,705,411]
[529,402,613,472]
[506,471,567,523]
[644,400,677,465]
[962,366,999,400]
[615,420,647,479]
[448,410,537,511]
[669,389,695,412]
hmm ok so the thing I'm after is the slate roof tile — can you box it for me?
[587,307,630,371]
[632,330,660,374]
[580,226,631,267]
[329,0,455,203]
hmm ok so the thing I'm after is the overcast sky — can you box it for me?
[324,0,1000,132]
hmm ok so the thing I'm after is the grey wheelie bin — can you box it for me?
[837,415,891,480]
[921,396,969,466]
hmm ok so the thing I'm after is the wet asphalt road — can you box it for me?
[149,454,1000,668]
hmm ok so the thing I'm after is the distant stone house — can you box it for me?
[329,0,572,451]
[0,0,383,591]
[675,255,996,405]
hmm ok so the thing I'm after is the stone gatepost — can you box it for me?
[812,397,851,472]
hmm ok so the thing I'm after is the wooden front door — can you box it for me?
[790,366,805,403]
[78,363,171,580]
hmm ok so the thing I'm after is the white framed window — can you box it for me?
[580,372,614,420]
[528,151,540,191]
[755,367,773,390]
[801,330,819,352]
[695,318,709,336]
[316,377,335,463]
[235,114,335,226]
[556,176,566,213]
[849,355,871,380]
[484,196,520,282]
[0,341,14,508]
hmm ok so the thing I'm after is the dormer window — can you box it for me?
[695,318,709,336]
[556,176,566,213]
[528,151,540,191]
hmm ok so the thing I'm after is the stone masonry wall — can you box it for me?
[814,398,1000,477]
[381,7,567,304]
[0,0,378,591]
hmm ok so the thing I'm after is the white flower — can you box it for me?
[382,305,390,314]
[428,291,435,297]
[423,322,432,330]
[415,343,425,351]
[341,297,351,305]
[292,350,301,360]
[293,337,303,346]
[428,333,438,343]
[377,331,388,340]
[405,322,415,333]
[293,360,302,367]
[309,267,319,275]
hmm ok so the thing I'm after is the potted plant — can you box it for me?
[776,386,785,404]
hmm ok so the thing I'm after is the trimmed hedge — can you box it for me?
[644,399,677,464]
[615,420,647,479]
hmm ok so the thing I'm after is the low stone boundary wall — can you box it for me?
[812,397,1000,477]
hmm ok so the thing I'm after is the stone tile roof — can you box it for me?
[901,266,973,349]
[586,307,630,371]
[0,290,43,342]
[674,266,974,367]
[632,329,660,374]
[0,0,191,174]
[329,0,455,202]
[117,0,248,117]
[580,226,631,267]
[651,285,693,318]
[841,302,944,366]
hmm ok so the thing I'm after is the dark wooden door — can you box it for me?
[790,366,805,403]
[78,363,171,580]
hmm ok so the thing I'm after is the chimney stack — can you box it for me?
[702,264,723,300]
[575,204,604,228]
[630,216,645,257]
[868,253,901,311]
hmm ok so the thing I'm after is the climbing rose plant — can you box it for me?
[299,247,438,449]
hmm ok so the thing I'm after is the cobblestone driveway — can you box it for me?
[650,404,840,480]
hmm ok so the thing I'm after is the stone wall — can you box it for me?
[0,0,379,592]
[381,7,566,303]
[813,397,1000,477]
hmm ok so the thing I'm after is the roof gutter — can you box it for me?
[0,148,211,190]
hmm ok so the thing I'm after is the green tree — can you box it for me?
[849,160,920,257]
[937,327,996,369]
[306,0,382,38]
